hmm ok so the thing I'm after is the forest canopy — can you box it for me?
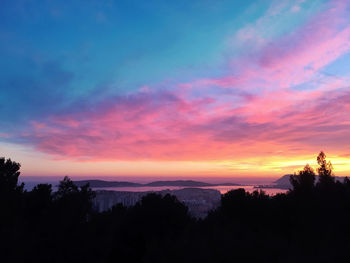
[1,152,350,263]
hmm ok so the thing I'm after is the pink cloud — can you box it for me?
[14,0,350,162]
[20,85,350,161]
[183,0,350,92]
[291,5,301,13]
[0,133,10,138]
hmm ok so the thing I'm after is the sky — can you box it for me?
[1,0,350,179]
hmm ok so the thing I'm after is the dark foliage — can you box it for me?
[290,164,315,196]
[0,157,23,193]
[1,152,350,263]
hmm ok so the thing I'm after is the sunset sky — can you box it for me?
[1,0,350,179]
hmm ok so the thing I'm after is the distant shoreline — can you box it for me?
[254,185,290,190]
[73,179,241,188]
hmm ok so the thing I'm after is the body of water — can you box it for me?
[94,185,288,195]
[20,177,288,195]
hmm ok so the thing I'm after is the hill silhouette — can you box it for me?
[74,180,143,188]
[274,174,346,188]
[73,179,240,188]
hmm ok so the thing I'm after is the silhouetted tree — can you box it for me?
[107,193,191,263]
[0,158,25,263]
[32,183,53,199]
[344,177,350,189]
[54,176,95,222]
[316,151,335,191]
[130,193,190,235]
[290,164,315,195]
[0,157,23,193]
[55,176,79,199]
[26,183,53,213]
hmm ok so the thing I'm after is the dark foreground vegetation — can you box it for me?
[1,152,350,263]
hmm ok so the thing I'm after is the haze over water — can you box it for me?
[92,186,287,195]
[19,176,288,195]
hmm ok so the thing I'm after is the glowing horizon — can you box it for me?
[1,0,350,178]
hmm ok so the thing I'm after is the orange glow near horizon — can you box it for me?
[4,143,348,179]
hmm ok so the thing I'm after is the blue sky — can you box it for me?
[1,0,350,178]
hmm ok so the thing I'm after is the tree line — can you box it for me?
[1,152,350,263]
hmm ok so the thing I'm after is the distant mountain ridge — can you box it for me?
[73,180,142,188]
[273,174,347,189]
[74,179,240,188]
[273,174,293,188]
